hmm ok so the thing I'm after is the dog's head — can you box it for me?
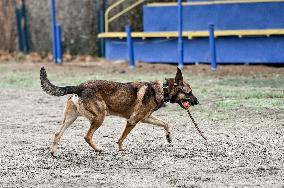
[166,68,199,110]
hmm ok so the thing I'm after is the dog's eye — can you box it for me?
[182,87,190,93]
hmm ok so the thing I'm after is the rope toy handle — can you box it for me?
[187,110,208,142]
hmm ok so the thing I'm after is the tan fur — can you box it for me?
[50,81,168,155]
[40,67,198,156]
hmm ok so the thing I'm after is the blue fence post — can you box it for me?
[21,0,29,54]
[99,10,105,57]
[50,0,57,63]
[126,25,135,69]
[14,0,29,54]
[177,0,184,69]
[209,24,217,71]
[97,0,106,57]
[56,24,62,64]
[15,8,23,52]
[19,9,26,52]
[102,0,108,57]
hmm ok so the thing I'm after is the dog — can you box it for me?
[40,67,198,156]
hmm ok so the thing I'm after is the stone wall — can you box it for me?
[25,0,97,54]
[0,0,18,52]
[0,0,176,54]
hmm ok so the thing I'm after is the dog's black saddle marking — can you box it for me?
[163,80,170,103]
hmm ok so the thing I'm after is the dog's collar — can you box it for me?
[163,80,170,103]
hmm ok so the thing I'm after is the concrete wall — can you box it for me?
[25,0,97,54]
[0,0,175,54]
[0,0,18,52]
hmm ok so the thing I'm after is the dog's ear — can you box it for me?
[175,67,183,85]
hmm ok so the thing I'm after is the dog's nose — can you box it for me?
[195,99,199,105]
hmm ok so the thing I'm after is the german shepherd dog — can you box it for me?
[40,67,198,156]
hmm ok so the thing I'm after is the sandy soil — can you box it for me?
[0,62,284,187]
[0,91,283,187]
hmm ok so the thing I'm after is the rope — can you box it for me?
[187,110,208,142]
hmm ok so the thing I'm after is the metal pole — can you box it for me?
[101,0,106,57]
[209,24,217,71]
[126,25,135,69]
[56,24,62,64]
[50,0,57,63]
[96,0,106,57]
[19,9,26,53]
[15,8,23,52]
[178,0,184,69]
[96,0,104,57]
[21,0,29,53]
[100,10,105,57]
[96,0,100,56]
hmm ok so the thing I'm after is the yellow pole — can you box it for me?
[105,0,126,32]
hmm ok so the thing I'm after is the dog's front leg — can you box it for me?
[116,85,150,151]
[142,115,172,143]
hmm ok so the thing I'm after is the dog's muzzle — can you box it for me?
[178,97,199,110]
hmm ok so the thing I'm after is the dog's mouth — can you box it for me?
[178,99,191,110]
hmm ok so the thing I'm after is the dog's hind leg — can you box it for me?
[142,115,172,143]
[84,116,105,152]
[117,121,137,151]
[51,97,79,156]
[78,100,106,152]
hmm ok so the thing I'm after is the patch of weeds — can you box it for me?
[217,98,284,110]
[238,90,284,99]
[0,71,39,89]
[216,76,284,89]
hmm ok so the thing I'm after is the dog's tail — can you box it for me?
[40,67,82,96]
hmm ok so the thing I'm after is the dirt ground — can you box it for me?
[0,61,284,187]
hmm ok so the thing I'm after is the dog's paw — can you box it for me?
[166,134,172,143]
[94,148,103,152]
[51,151,57,158]
[118,145,126,151]
[117,141,126,151]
